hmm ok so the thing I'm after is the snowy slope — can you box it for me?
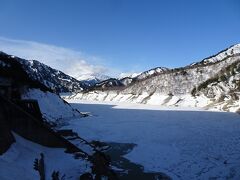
[0,132,91,180]
[22,88,81,123]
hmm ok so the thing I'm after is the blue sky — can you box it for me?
[0,0,240,78]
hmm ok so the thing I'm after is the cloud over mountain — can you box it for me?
[0,37,109,80]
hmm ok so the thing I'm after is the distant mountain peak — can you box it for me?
[77,73,111,87]
[135,67,169,80]
[119,72,141,79]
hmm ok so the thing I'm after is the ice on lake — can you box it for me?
[65,100,240,180]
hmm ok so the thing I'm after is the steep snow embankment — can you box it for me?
[64,91,211,111]
[22,89,81,122]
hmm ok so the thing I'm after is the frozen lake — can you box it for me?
[66,100,240,179]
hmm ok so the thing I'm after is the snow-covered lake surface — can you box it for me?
[66,100,240,180]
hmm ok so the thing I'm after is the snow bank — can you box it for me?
[63,91,240,113]
[22,89,81,122]
[0,132,91,180]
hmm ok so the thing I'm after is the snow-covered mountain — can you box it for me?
[87,67,170,89]
[2,43,240,113]
[134,67,169,80]
[0,52,86,93]
[65,44,240,112]
[121,67,169,86]
[76,73,110,82]
[86,78,125,91]
[80,74,111,87]
[81,75,110,87]
[190,44,240,66]
[119,72,141,79]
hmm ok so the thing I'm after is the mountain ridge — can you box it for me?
[65,43,240,113]
[0,52,86,93]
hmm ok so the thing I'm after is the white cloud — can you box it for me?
[0,37,110,80]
